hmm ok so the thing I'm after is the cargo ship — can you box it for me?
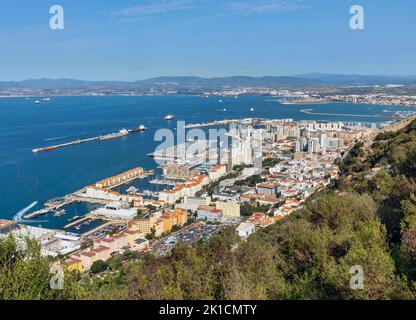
[99,129,129,141]
[128,124,146,133]
[164,114,174,120]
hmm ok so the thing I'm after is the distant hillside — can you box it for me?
[1,74,415,92]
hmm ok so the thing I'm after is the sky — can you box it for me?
[0,0,415,81]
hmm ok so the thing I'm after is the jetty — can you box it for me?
[32,126,146,154]
[13,201,38,222]
[184,119,238,129]
[300,109,399,118]
[32,137,99,153]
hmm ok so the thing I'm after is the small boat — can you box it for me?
[42,97,51,101]
[126,186,139,194]
[250,107,254,112]
[218,99,223,103]
[68,215,80,222]
[34,100,40,104]
[53,209,66,217]
[164,114,174,120]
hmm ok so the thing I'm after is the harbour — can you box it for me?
[1,94,413,229]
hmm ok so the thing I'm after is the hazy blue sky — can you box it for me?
[0,0,415,80]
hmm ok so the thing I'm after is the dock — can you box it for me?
[107,171,155,190]
[149,179,177,186]
[300,109,399,118]
[184,119,238,129]
[23,209,49,220]
[32,137,99,153]
[13,201,38,222]
[32,126,146,153]
[64,216,91,229]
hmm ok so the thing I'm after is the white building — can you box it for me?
[91,202,137,219]
[236,222,256,239]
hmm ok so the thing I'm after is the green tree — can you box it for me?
[90,260,108,274]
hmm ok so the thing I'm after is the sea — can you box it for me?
[0,95,410,229]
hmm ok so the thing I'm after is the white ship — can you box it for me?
[164,114,174,120]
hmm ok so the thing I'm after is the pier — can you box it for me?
[32,126,146,154]
[184,119,238,129]
[13,201,38,222]
[23,209,49,220]
[32,137,99,153]
[64,216,91,229]
[300,109,399,118]
[107,171,154,190]
[149,179,178,186]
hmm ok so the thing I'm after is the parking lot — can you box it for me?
[152,223,222,256]
[86,222,126,241]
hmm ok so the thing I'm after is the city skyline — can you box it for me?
[1,0,415,81]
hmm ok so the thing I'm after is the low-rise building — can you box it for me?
[91,202,137,220]
[236,222,256,239]
[215,201,240,218]
[66,227,146,272]
[197,206,222,222]
[0,219,17,234]
[247,212,274,229]
[256,182,280,196]
[208,164,227,182]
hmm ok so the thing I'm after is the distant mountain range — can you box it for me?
[1,74,416,91]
